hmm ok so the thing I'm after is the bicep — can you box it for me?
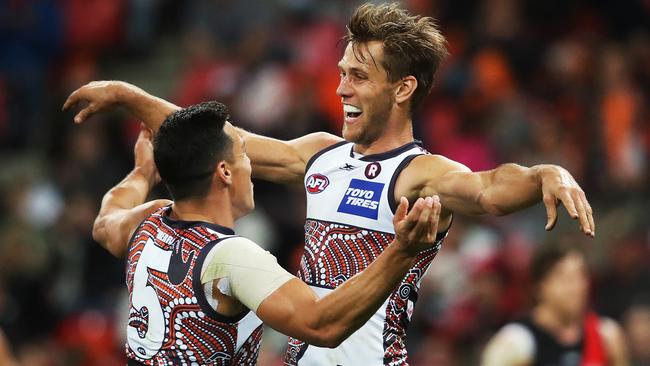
[436,169,490,215]
[201,237,325,341]
[239,128,342,184]
[201,237,295,312]
[406,155,487,216]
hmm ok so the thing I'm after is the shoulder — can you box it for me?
[200,236,279,284]
[598,317,627,355]
[204,236,268,265]
[482,323,535,366]
[297,132,346,170]
[302,132,344,146]
[495,323,536,350]
[291,132,344,156]
[398,154,471,190]
[405,154,471,175]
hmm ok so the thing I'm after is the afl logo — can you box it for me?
[365,162,381,179]
[306,174,329,194]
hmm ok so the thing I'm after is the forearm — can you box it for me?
[93,167,156,245]
[477,163,545,215]
[307,243,415,344]
[99,167,155,213]
[115,83,180,132]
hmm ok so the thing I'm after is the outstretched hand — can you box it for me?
[62,80,126,123]
[539,165,594,237]
[392,196,442,256]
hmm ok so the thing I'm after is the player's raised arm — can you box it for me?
[92,128,171,257]
[64,81,342,184]
[203,196,442,347]
[236,126,342,184]
[63,81,179,130]
[399,154,595,237]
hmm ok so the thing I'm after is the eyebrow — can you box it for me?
[338,62,369,75]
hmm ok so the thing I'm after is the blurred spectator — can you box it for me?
[622,297,650,366]
[481,239,628,366]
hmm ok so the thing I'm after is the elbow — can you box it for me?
[320,338,344,349]
[92,218,124,258]
[91,217,106,245]
[302,322,348,348]
[308,329,345,348]
[485,203,509,216]
[477,192,508,216]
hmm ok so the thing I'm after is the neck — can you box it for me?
[533,304,583,344]
[354,114,414,155]
[170,194,236,229]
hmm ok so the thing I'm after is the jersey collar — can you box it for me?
[350,140,423,162]
[161,206,236,235]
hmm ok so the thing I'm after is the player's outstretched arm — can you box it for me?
[256,196,441,347]
[402,155,594,237]
[93,128,171,257]
[235,125,342,183]
[64,81,342,184]
[63,81,180,131]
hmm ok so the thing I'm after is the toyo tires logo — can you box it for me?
[306,173,329,194]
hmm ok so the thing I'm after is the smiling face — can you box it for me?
[223,123,254,219]
[336,41,399,146]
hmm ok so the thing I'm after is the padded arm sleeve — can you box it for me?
[200,236,296,311]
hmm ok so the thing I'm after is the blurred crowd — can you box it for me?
[0,0,648,365]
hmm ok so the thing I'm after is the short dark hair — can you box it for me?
[345,2,448,114]
[530,239,587,286]
[153,101,233,201]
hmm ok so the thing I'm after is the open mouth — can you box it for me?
[344,104,363,120]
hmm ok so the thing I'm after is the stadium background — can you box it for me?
[0,0,649,365]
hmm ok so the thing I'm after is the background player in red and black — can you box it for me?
[482,240,628,366]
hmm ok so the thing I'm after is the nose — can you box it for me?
[336,75,352,99]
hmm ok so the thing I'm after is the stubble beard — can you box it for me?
[345,94,393,148]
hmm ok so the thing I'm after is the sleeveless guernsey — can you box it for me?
[125,206,263,366]
[285,141,448,366]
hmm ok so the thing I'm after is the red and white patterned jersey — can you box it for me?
[125,206,263,366]
[285,141,448,366]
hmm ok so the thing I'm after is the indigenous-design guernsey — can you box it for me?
[285,141,448,366]
[125,206,263,366]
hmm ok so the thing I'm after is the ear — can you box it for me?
[394,76,418,105]
[215,161,232,185]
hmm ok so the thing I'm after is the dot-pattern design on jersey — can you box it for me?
[285,219,444,366]
[125,207,262,365]
[297,219,394,288]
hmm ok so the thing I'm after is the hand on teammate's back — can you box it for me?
[392,196,441,257]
